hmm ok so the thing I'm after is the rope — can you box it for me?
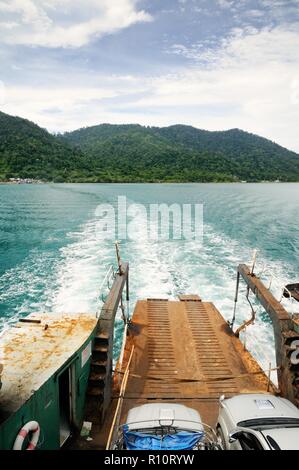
[106,345,135,450]
[112,366,280,385]
[116,322,128,386]
[234,290,256,337]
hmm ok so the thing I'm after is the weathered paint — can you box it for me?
[85,262,129,425]
[238,264,299,406]
[293,316,299,335]
[75,298,278,450]
[0,313,98,450]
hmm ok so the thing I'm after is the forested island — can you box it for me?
[1,111,299,183]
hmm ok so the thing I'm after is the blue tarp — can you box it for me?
[123,426,204,450]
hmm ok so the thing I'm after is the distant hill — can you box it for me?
[1,111,299,182]
[0,111,90,182]
[64,124,299,182]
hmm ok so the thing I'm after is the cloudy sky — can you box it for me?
[0,0,299,151]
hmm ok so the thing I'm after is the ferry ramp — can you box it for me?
[72,296,276,450]
[117,296,274,428]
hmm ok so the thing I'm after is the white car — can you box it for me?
[217,394,299,450]
[113,403,220,450]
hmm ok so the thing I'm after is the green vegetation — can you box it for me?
[1,111,299,183]
[0,111,91,182]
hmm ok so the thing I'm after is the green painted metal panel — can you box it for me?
[74,337,94,426]
[0,329,96,450]
[0,378,60,450]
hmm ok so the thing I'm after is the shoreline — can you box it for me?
[1,180,298,185]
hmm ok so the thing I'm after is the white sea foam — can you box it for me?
[0,198,295,382]
[49,220,114,314]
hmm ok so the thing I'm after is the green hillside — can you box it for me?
[64,123,299,182]
[0,111,90,182]
[1,111,299,182]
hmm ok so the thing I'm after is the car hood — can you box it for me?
[262,428,299,450]
[222,394,299,424]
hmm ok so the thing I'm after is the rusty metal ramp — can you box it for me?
[118,297,275,427]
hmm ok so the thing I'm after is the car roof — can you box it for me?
[126,403,204,432]
[222,394,299,424]
[263,428,299,450]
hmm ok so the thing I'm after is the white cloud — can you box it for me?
[1,23,299,152]
[0,75,149,131]
[217,0,235,9]
[141,26,299,151]
[261,0,299,6]
[0,0,152,48]
[260,0,299,20]
[246,9,265,18]
[0,80,5,105]
[206,24,299,66]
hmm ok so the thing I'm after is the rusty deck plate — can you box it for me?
[0,312,97,424]
[117,299,275,428]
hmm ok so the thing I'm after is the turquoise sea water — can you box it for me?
[0,183,298,374]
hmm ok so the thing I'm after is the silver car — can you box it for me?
[217,394,299,450]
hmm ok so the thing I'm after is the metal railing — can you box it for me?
[96,264,116,318]
[257,266,296,318]
[231,250,297,330]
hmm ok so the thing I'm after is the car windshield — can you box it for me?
[126,426,200,436]
[129,426,176,434]
[237,417,299,429]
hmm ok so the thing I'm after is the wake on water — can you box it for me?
[0,204,295,383]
